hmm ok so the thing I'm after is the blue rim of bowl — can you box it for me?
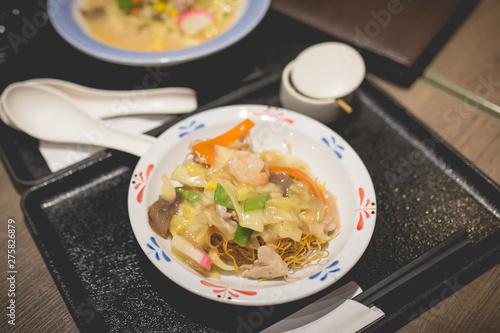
[48,0,270,66]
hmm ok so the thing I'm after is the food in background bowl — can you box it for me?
[148,119,341,280]
[48,0,269,66]
[80,0,239,51]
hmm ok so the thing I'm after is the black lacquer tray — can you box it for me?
[20,78,500,332]
[1,4,499,332]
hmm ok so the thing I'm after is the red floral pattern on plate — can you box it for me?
[249,106,294,123]
[355,187,376,231]
[200,280,257,300]
[132,163,154,203]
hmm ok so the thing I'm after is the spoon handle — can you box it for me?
[91,124,156,157]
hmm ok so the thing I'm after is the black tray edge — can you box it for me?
[272,0,480,87]
[363,77,500,218]
[365,229,500,332]
[19,156,123,332]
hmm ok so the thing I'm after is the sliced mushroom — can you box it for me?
[269,173,295,197]
[148,192,182,238]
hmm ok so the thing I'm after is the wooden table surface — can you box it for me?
[1,0,499,332]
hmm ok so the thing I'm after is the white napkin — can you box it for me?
[261,282,385,333]
[38,114,174,172]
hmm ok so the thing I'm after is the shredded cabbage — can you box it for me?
[149,121,341,279]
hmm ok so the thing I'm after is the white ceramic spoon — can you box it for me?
[1,83,156,157]
[0,78,197,127]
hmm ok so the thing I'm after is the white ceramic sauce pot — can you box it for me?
[280,42,366,124]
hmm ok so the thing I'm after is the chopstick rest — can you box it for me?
[261,281,384,333]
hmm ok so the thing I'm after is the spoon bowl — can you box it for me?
[0,78,198,127]
[1,83,155,157]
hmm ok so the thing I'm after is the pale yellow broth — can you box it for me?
[81,0,239,52]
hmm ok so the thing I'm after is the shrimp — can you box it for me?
[229,151,270,186]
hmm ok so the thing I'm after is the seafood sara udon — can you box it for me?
[148,119,340,280]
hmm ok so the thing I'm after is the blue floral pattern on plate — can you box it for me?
[178,120,205,138]
[146,236,171,262]
[309,260,340,281]
[322,136,345,159]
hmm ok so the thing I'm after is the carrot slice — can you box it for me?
[269,165,328,207]
[192,119,255,165]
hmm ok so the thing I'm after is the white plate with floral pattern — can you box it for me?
[128,104,376,305]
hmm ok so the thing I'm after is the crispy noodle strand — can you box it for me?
[271,233,332,273]
[206,228,338,275]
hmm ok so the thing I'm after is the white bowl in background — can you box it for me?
[48,0,270,66]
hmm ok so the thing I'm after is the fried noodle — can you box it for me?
[207,228,339,275]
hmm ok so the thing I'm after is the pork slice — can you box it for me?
[215,204,237,229]
[239,245,288,279]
